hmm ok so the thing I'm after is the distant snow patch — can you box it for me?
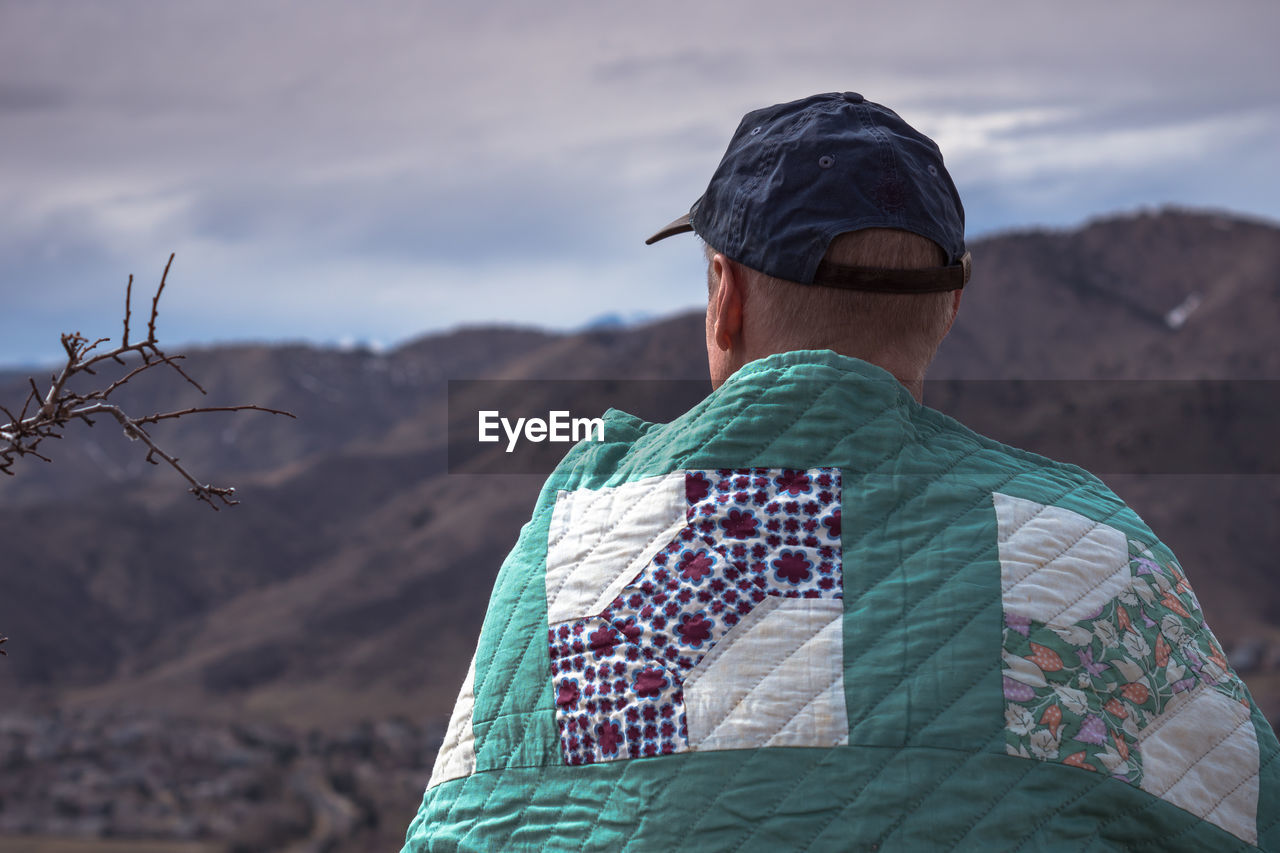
[1165,292,1202,330]
[580,311,653,331]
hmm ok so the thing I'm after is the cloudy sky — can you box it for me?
[2,0,1277,365]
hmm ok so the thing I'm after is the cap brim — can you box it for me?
[644,213,694,245]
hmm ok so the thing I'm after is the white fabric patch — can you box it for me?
[993,493,1131,627]
[1138,686,1260,844]
[545,471,688,624]
[427,651,478,789]
[683,597,847,752]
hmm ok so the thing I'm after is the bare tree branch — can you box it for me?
[1,253,295,510]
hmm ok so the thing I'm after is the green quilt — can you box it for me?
[404,350,1279,851]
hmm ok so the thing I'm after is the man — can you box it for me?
[404,93,1278,850]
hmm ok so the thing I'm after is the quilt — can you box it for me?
[404,350,1279,851]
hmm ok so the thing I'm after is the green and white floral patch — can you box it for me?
[994,492,1259,844]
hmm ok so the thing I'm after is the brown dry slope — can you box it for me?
[0,208,1277,851]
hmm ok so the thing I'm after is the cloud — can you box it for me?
[0,0,1277,364]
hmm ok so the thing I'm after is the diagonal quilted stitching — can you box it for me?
[1138,690,1258,842]
[666,379,974,838]
[863,729,1010,849]
[765,681,848,747]
[1144,710,1255,836]
[426,650,479,789]
[550,468,843,764]
[1202,755,1265,830]
[679,595,783,698]
[686,599,845,749]
[675,376,843,468]
[545,471,687,623]
[995,497,1264,848]
[944,750,1043,849]
[796,636,1013,851]
[752,479,1102,850]
[995,494,1132,628]
[729,597,1002,851]
[1096,739,1279,851]
[441,495,558,829]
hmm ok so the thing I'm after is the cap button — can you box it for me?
[842,92,864,103]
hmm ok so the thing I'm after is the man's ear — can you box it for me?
[710,253,744,352]
[940,287,963,339]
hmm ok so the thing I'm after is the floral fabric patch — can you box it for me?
[996,493,1258,843]
[548,468,842,765]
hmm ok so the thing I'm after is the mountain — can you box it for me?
[0,208,1277,851]
[932,208,1280,379]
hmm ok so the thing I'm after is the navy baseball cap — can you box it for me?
[646,92,970,292]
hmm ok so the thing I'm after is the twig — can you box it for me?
[1,253,296,510]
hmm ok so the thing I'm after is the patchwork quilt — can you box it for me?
[404,350,1279,851]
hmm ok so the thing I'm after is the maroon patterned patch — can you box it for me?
[550,468,843,765]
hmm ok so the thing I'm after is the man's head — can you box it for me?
[647,92,968,399]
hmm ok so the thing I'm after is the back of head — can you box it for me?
[711,228,955,369]
[650,92,968,387]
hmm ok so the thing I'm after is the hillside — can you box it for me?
[0,208,1277,851]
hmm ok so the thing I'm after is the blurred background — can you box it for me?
[1,1,1278,850]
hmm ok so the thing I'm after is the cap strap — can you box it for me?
[812,252,970,292]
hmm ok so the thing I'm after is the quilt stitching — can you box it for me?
[544,472,685,618]
[1002,516,1105,590]
[470,496,556,718]
[800,631,1015,850]
[544,486,596,551]
[865,731,1009,851]
[1134,685,1216,743]
[570,754,639,853]
[1002,552,1245,782]
[998,495,1258,844]
[1200,747,1264,825]
[669,377,840,472]
[737,471,1044,845]
[679,595,782,695]
[800,373,910,465]
[844,542,999,734]
[1123,826,1209,852]
[784,480,1101,849]
[461,761,552,852]
[690,603,844,747]
[1149,711,1254,798]
[1135,684,1247,764]
[944,749,1042,850]
[726,745,853,853]
[843,442,996,572]
[767,681,847,748]
[1001,515,1134,629]
[774,603,1008,852]
[582,516,692,618]
[723,377,842,462]
[681,456,1016,845]
[549,468,843,764]
[1080,744,1278,850]
[688,475,1074,847]
[443,495,557,827]
[997,498,1054,546]
[543,487,610,603]
[427,651,479,788]
[1008,768,1117,853]
[1257,748,1280,838]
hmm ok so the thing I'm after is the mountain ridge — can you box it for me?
[2,206,1278,850]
